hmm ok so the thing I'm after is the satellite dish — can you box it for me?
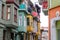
[56,11,60,17]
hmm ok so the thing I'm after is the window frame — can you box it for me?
[1,4,4,19]
[27,17,30,26]
[6,6,11,20]
[14,7,17,23]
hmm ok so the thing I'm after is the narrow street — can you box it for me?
[1,0,60,40]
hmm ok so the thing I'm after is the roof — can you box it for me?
[49,5,60,10]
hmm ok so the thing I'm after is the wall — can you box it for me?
[48,0,60,8]
[33,20,38,33]
[0,1,2,19]
[48,6,60,40]
[0,28,3,40]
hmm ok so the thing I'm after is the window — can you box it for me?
[19,14,22,26]
[27,18,29,25]
[6,6,11,20]
[14,8,17,23]
[1,4,4,19]
[24,16,26,26]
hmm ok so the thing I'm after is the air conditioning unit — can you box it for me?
[56,11,60,17]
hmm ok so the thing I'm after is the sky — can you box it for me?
[30,0,38,4]
[30,0,48,27]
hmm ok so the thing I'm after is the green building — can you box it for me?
[16,2,28,40]
[48,0,60,8]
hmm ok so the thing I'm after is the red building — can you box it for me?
[48,5,60,40]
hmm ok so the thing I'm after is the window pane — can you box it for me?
[14,8,17,23]
[8,7,11,12]
[7,6,11,20]
[24,16,26,26]
[19,14,22,26]
[8,13,10,20]
[27,18,29,25]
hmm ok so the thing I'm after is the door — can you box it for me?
[57,29,60,40]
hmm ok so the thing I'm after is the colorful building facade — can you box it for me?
[0,0,19,40]
[49,6,60,40]
[16,1,28,40]
[26,13,33,40]
[0,0,41,40]
[48,0,60,40]
[0,0,4,40]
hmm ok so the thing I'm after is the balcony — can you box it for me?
[27,26,33,32]
[27,14,33,32]
[36,32,40,35]
[5,20,18,28]
[42,8,48,11]
[43,10,48,15]
[0,19,18,28]
[0,19,6,25]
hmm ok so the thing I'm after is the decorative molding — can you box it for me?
[50,17,60,40]
[56,11,60,17]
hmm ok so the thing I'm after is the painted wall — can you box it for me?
[49,6,60,19]
[48,6,60,40]
[48,0,60,8]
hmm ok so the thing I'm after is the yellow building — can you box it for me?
[37,21,40,35]
[26,13,41,40]
[35,21,40,40]
[27,13,34,40]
